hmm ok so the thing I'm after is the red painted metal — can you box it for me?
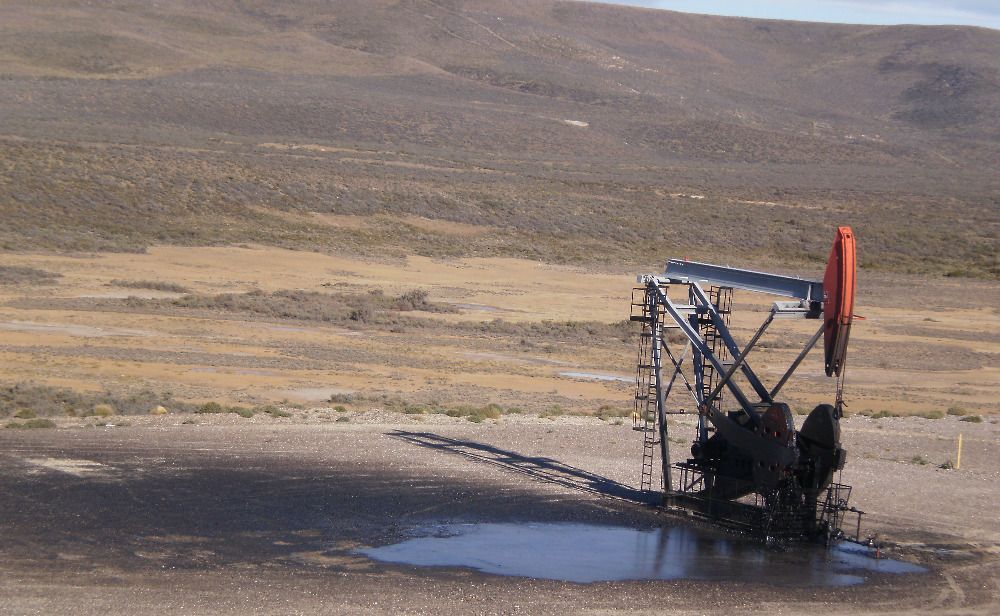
[823,226,856,377]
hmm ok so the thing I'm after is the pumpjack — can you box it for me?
[632,227,863,543]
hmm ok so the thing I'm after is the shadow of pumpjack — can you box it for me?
[388,430,658,505]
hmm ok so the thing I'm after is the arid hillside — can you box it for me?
[0,0,997,275]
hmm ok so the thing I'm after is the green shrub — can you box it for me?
[911,455,929,465]
[90,404,115,417]
[195,402,255,417]
[229,406,255,418]
[333,405,349,413]
[110,279,190,293]
[960,415,983,423]
[256,405,291,418]
[597,405,628,421]
[947,406,968,416]
[13,408,36,419]
[6,418,56,429]
[1,384,194,418]
[477,404,503,420]
[917,410,944,420]
[539,406,565,419]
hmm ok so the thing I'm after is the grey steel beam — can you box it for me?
[665,259,823,302]
[688,283,773,404]
[769,323,825,399]
[705,308,776,406]
[648,282,757,414]
[660,342,701,408]
[657,345,687,493]
[771,301,816,318]
[649,295,671,493]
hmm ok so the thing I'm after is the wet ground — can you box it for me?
[0,419,995,614]
[361,522,923,585]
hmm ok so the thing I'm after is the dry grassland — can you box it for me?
[1,245,996,420]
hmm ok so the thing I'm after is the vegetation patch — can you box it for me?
[15,292,641,356]
[596,404,630,421]
[0,266,61,286]
[5,418,56,429]
[539,405,566,419]
[110,279,190,293]
[196,401,226,414]
[194,402,292,418]
[196,401,255,417]
[257,405,292,418]
[1,138,994,279]
[0,383,194,418]
[129,287,458,325]
[86,404,115,417]
[332,393,526,421]
[861,409,901,419]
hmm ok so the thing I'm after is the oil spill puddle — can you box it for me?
[358,522,924,585]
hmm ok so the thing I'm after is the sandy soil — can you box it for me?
[0,412,996,615]
[1,246,997,613]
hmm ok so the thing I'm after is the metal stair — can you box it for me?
[632,285,665,492]
[696,286,732,408]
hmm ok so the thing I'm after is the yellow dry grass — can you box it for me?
[1,245,996,414]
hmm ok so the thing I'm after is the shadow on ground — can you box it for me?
[0,428,659,576]
[388,429,656,504]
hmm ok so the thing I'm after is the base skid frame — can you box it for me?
[663,463,865,544]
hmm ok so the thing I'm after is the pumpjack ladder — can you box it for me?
[632,286,666,491]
